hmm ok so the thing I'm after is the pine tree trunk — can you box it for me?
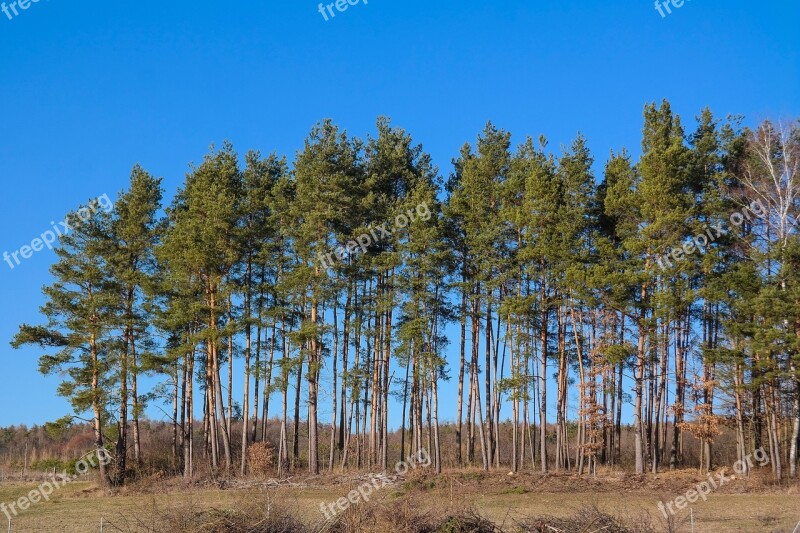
[473,366,489,471]
[214,341,233,471]
[172,359,180,470]
[670,316,685,470]
[382,290,392,470]
[540,273,548,473]
[241,260,253,475]
[115,322,129,486]
[338,284,352,458]
[131,333,142,468]
[292,340,302,469]
[211,286,233,472]
[252,267,266,443]
[342,290,361,471]
[184,348,194,478]
[279,349,290,477]
[207,347,219,470]
[790,369,800,478]
[431,370,442,474]
[485,294,495,468]
[308,296,320,474]
[227,294,234,441]
[369,275,381,467]
[328,303,339,471]
[456,272,467,467]
[178,347,187,474]
[90,332,110,488]
[262,322,277,441]
[634,314,646,475]
[511,329,519,473]
[570,304,586,475]
[653,321,668,473]
[556,305,567,470]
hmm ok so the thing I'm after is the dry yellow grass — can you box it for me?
[0,470,798,532]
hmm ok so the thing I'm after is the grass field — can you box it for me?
[1,470,798,532]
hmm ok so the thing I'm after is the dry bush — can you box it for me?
[402,467,440,492]
[434,509,498,533]
[517,505,656,533]
[117,492,309,532]
[122,470,169,494]
[248,441,277,477]
[327,495,496,533]
[374,497,439,532]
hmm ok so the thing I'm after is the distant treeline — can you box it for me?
[11,102,800,486]
[0,419,742,480]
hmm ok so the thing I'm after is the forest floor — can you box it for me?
[0,468,798,532]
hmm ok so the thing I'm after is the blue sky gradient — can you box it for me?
[1,0,798,427]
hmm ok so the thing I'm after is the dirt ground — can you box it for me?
[0,468,798,532]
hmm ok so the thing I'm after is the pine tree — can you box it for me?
[238,150,286,474]
[13,199,118,487]
[108,165,163,482]
[292,120,363,474]
[160,142,243,473]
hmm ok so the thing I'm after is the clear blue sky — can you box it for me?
[1,0,798,428]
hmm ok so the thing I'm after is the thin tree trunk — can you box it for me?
[115,321,130,486]
[456,268,468,467]
[184,348,195,478]
[90,330,110,488]
[308,294,320,474]
[539,273,548,473]
[241,260,253,475]
[328,303,339,471]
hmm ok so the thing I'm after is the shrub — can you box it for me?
[248,441,276,476]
